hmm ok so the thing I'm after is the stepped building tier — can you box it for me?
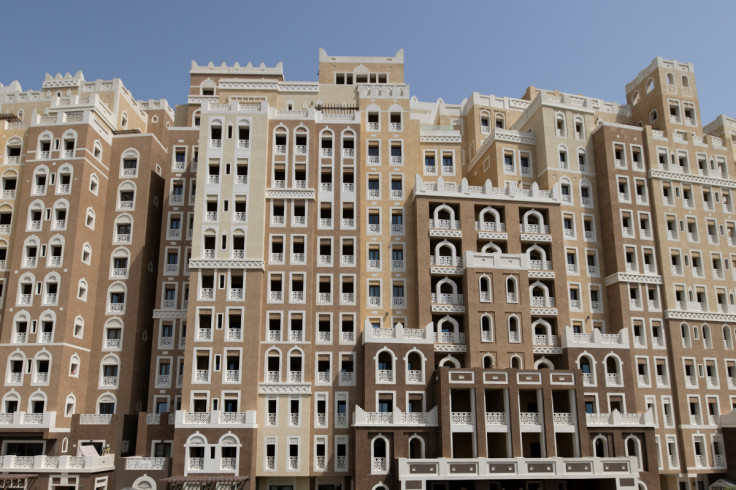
[0,52,734,490]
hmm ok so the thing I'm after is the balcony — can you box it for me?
[431,293,464,305]
[430,256,463,267]
[101,375,118,387]
[606,373,623,386]
[229,288,244,300]
[520,412,541,425]
[436,332,466,344]
[530,297,555,308]
[104,338,121,349]
[226,328,242,341]
[519,223,550,234]
[0,454,115,472]
[196,328,212,341]
[200,288,214,300]
[353,406,438,427]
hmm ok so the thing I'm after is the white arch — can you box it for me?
[433,204,456,223]
[481,242,502,254]
[375,347,396,383]
[438,355,460,368]
[625,434,643,470]
[479,275,492,302]
[478,206,501,228]
[132,476,156,490]
[522,209,545,227]
[434,240,457,260]
[408,434,426,459]
[481,314,494,342]
[96,392,117,413]
[534,357,554,370]
[370,434,390,474]
[593,435,608,457]
[219,433,240,446]
[2,391,20,412]
[510,354,523,369]
[436,277,458,297]
[436,315,459,334]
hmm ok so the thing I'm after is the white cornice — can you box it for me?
[648,169,736,189]
[604,273,663,286]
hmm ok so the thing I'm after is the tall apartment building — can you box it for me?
[0,51,735,490]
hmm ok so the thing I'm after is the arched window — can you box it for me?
[219,433,240,471]
[97,393,117,415]
[483,354,495,369]
[273,126,289,157]
[481,315,493,342]
[438,355,460,368]
[534,357,554,370]
[605,355,622,386]
[481,242,502,254]
[532,319,553,346]
[435,277,459,304]
[73,316,84,339]
[77,278,88,300]
[2,392,20,413]
[529,281,552,307]
[578,354,595,385]
[522,210,546,234]
[506,276,518,303]
[434,240,458,266]
[100,354,121,389]
[121,149,139,177]
[508,316,520,343]
[37,132,52,159]
[287,347,303,382]
[43,273,60,305]
[406,350,424,383]
[6,352,24,384]
[28,391,47,413]
[580,180,592,206]
[555,113,566,137]
[371,435,389,473]
[192,109,201,127]
[17,274,34,307]
[649,109,658,123]
[115,214,133,244]
[408,435,425,459]
[558,144,568,169]
[681,323,691,348]
[682,75,690,88]
[5,136,22,164]
[432,204,457,228]
[65,394,76,417]
[33,351,51,385]
[594,435,608,457]
[121,112,128,128]
[724,326,733,350]
[573,117,585,139]
[702,324,712,349]
[117,181,136,211]
[376,349,395,383]
[495,113,505,129]
[265,348,282,382]
[238,119,252,148]
[103,318,122,350]
[478,206,502,231]
[107,283,127,314]
[89,173,99,195]
[69,355,80,377]
[526,245,548,270]
[510,355,522,369]
[646,79,654,93]
[666,73,674,86]
[625,435,643,470]
[479,275,492,302]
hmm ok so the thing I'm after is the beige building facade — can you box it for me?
[0,52,734,490]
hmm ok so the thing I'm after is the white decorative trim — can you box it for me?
[188,259,265,270]
[258,383,312,394]
[520,233,552,242]
[528,270,555,279]
[604,273,662,286]
[648,169,736,189]
[430,266,463,275]
[420,135,462,144]
[533,346,563,355]
[530,308,558,316]
[431,305,466,313]
[477,232,508,240]
[429,229,462,238]
[152,310,187,319]
[664,310,736,322]
[265,189,316,200]
[434,344,467,353]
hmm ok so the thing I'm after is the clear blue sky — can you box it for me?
[1,0,733,124]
